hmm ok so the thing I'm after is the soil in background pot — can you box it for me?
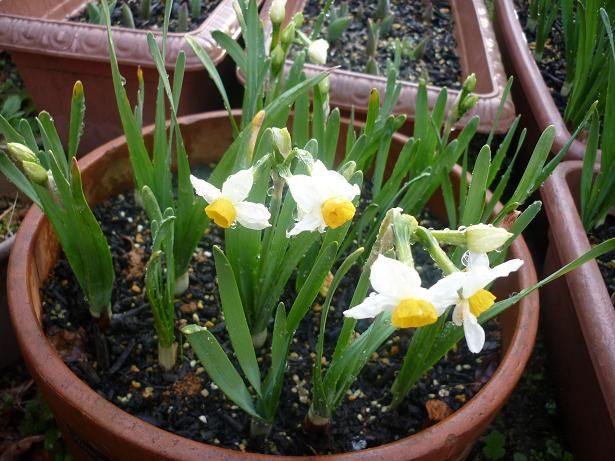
[298,0,462,89]
[513,0,568,116]
[41,188,502,455]
[70,0,222,33]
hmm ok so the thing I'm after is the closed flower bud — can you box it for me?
[465,224,512,253]
[462,73,477,93]
[460,95,479,115]
[308,39,329,65]
[7,142,37,163]
[269,0,286,25]
[318,75,330,94]
[293,12,304,28]
[22,161,48,185]
[271,127,292,158]
[280,21,295,48]
[271,44,286,75]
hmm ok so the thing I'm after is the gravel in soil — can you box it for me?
[298,0,461,88]
[589,214,615,302]
[514,0,568,116]
[70,0,222,33]
[41,190,505,455]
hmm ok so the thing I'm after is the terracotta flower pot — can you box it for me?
[494,0,591,161]
[256,0,515,134]
[0,175,20,369]
[540,161,615,459]
[0,0,250,153]
[8,110,538,461]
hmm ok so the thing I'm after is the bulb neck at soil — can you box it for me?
[158,342,177,371]
[251,328,268,349]
[250,418,272,439]
[304,405,330,434]
[174,270,190,295]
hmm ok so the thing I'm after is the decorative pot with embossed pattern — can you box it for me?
[0,0,251,152]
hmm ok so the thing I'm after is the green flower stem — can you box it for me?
[415,226,458,275]
[429,229,467,247]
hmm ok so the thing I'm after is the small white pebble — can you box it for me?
[199,415,207,424]
[438,388,450,397]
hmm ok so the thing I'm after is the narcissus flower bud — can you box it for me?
[465,223,512,253]
[7,142,37,163]
[271,127,292,158]
[269,0,286,25]
[308,39,329,65]
[280,21,295,48]
[22,161,48,185]
[462,73,477,93]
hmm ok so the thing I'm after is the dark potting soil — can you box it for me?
[298,0,461,88]
[589,214,615,302]
[41,192,503,455]
[514,0,568,116]
[70,0,221,33]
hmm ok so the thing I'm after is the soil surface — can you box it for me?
[299,0,461,88]
[41,191,504,455]
[514,0,568,115]
[589,214,615,302]
[71,0,222,33]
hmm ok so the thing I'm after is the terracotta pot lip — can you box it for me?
[494,0,593,160]
[8,110,538,460]
[540,160,615,425]
[0,0,248,69]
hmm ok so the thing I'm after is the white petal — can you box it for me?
[312,162,360,201]
[222,168,254,203]
[452,303,464,326]
[286,174,321,212]
[428,272,465,313]
[287,209,324,236]
[463,309,486,353]
[343,293,396,319]
[462,258,524,298]
[235,201,271,230]
[308,39,329,65]
[466,251,490,270]
[369,255,422,299]
[190,175,221,203]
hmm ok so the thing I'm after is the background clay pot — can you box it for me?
[255,0,515,134]
[8,110,538,461]
[540,161,615,459]
[0,175,20,369]
[494,0,591,161]
[0,0,249,153]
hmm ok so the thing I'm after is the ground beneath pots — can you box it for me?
[589,214,615,302]
[70,0,222,33]
[514,0,568,116]
[41,191,505,455]
[298,0,461,88]
[0,194,29,242]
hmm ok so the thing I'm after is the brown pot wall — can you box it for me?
[0,0,247,153]
[8,111,538,461]
[0,176,20,369]
[255,0,515,135]
[494,0,592,161]
[540,161,615,459]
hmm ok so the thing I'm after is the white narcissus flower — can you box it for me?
[286,160,360,236]
[437,252,524,353]
[465,223,512,253]
[343,255,461,328]
[308,39,329,65]
[190,168,271,230]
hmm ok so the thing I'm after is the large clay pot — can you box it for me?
[254,0,515,134]
[494,0,592,161]
[540,161,615,459]
[0,0,252,153]
[8,110,538,461]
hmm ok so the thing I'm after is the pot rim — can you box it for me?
[494,0,595,161]
[540,160,615,424]
[8,110,539,460]
[0,0,250,69]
